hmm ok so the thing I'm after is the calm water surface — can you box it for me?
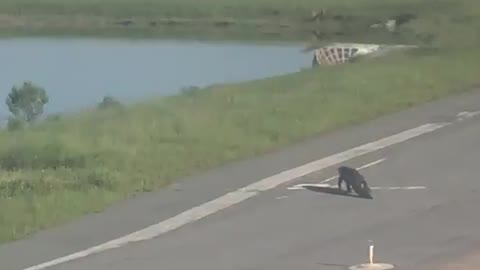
[0,37,311,120]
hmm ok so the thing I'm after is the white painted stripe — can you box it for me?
[319,158,386,184]
[289,183,427,191]
[21,122,447,270]
[370,186,426,190]
[287,183,332,190]
[456,111,480,121]
[357,158,386,170]
[318,175,337,184]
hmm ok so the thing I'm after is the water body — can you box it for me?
[0,37,311,121]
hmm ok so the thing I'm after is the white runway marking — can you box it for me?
[289,183,427,191]
[287,158,386,190]
[288,183,331,190]
[319,158,386,184]
[456,111,480,121]
[21,122,447,270]
[370,186,426,190]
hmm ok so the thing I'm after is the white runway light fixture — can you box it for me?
[348,240,396,270]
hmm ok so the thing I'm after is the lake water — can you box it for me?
[0,37,311,121]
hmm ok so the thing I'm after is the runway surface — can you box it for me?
[3,89,480,270]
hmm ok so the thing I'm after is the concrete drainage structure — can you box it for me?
[311,43,417,66]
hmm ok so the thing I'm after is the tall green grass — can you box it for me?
[1,0,480,245]
[1,47,480,243]
[1,0,480,47]
[0,0,461,19]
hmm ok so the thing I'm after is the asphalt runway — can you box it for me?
[0,89,480,270]
[44,110,480,270]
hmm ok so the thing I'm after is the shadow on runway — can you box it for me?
[303,185,373,200]
[316,262,351,268]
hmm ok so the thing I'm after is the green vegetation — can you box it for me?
[6,81,49,131]
[0,0,478,45]
[1,47,480,242]
[0,0,465,20]
[1,0,480,244]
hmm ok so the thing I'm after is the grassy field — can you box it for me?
[0,0,479,44]
[0,0,467,19]
[1,0,480,244]
[1,47,480,243]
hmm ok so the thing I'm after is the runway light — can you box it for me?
[348,240,395,270]
[368,240,374,264]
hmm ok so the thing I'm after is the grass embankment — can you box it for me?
[0,0,478,44]
[1,0,480,245]
[1,47,480,243]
